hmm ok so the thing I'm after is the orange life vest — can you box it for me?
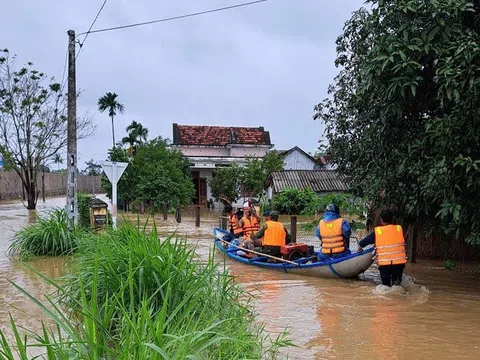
[251,216,260,232]
[319,218,345,254]
[242,216,255,239]
[263,221,286,247]
[229,214,243,235]
[374,225,407,266]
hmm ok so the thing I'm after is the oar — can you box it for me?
[216,237,300,266]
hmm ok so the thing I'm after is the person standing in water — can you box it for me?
[358,209,407,287]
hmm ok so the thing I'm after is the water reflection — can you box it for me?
[1,197,480,359]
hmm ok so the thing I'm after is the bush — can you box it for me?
[78,192,94,228]
[1,223,290,359]
[271,188,318,215]
[8,209,86,260]
[302,192,367,217]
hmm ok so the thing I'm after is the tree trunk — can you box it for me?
[26,182,37,209]
[111,115,116,148]
[42,171,46,202]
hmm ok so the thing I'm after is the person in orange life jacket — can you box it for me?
[239,203,259,240]
[358,209,407,287]
[223,205,243,242]
[241,202,261,235]
[244,211,291,256]
[316,204,352,258]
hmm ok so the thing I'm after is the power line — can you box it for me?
[59,44,69,95]
[77,0,269,36]
[77,0,108,59]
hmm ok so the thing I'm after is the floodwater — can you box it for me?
[1,197,480,359]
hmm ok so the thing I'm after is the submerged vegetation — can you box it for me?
[8,209,86,260]
[2,222,290,359]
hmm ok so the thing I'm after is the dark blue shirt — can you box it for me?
[359,231,375,248]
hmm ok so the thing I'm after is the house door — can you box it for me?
[199,178,207,205]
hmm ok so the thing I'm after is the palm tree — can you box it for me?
[122,121,149,154]
[53,154,63,171]
[128,121,148,143]
[97,92,125,148]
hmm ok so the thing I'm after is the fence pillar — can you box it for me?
[219,216,228,230]
[290,216,297,243]
[163,202,168,220]
[195,205,201,227]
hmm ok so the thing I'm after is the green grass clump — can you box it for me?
[1,222,291,359]
[8,209,86,260]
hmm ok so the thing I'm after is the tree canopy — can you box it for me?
[315,0,480,243]
[208,152,284,203]
[208,164,243,204]
[0,49,94,209]
[103,138,194,211]
[241,152,284,197]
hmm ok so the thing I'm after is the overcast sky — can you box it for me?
[2,0,365,169]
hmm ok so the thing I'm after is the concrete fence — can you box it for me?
[0,171,102,201]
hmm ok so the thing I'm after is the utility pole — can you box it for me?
[66,29,78,226]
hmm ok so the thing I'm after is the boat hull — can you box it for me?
[213,228,374,279]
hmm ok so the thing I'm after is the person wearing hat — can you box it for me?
[240,202,260,239]
[242,211,291,256]
[316,204,352,258]
[263,210,271,222]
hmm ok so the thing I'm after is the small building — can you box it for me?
[273,146,322,170]
[265,170,348,200]
[171,123,273,206]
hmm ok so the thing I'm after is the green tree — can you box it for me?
[314,0,480,243]
[53,154,63,171]
[84,159,102,176]
[98,92,124,149]
[0,50,94,209]
[121,120,148,154]
[131,138,194,209]
[241,152,284,197]
[271,188,318,215]
[208,164,243,204]
[102,139,193,211]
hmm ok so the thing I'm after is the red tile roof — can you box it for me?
[172,124,271,146]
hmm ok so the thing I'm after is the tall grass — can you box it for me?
[1,222,291,359]
[8,209,86,260]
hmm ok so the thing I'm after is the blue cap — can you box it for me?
[263,210,271,216]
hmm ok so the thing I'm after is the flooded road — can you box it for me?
[1,197,480,359]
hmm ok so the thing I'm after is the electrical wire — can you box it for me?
[59,44,69,95]
[77,0,108,59]
[77,0,269,36]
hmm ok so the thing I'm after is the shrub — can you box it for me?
[271,188,318,215]
[8,209,85,260]
[77,192,94,228]
[1,223,290,358]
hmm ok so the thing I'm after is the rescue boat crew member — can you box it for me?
[225,205,243,239]
[246,211,291,256]
[358,209,407,287]
[239,204,255,239]
[316,204,352,257]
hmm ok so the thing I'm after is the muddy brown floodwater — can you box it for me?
[1,197,480,359]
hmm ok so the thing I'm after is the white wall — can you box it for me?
[177,146,230,157]
[229,146,269,157]
[198,168,214,200]
[283,150,317,170]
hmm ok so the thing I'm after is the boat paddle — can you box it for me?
[217,238,300,266]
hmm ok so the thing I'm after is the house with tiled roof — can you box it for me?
[172,124,273,205]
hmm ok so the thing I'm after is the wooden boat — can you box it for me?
[213,228,374,279]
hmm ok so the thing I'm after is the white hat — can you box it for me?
[243,202,249,208]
